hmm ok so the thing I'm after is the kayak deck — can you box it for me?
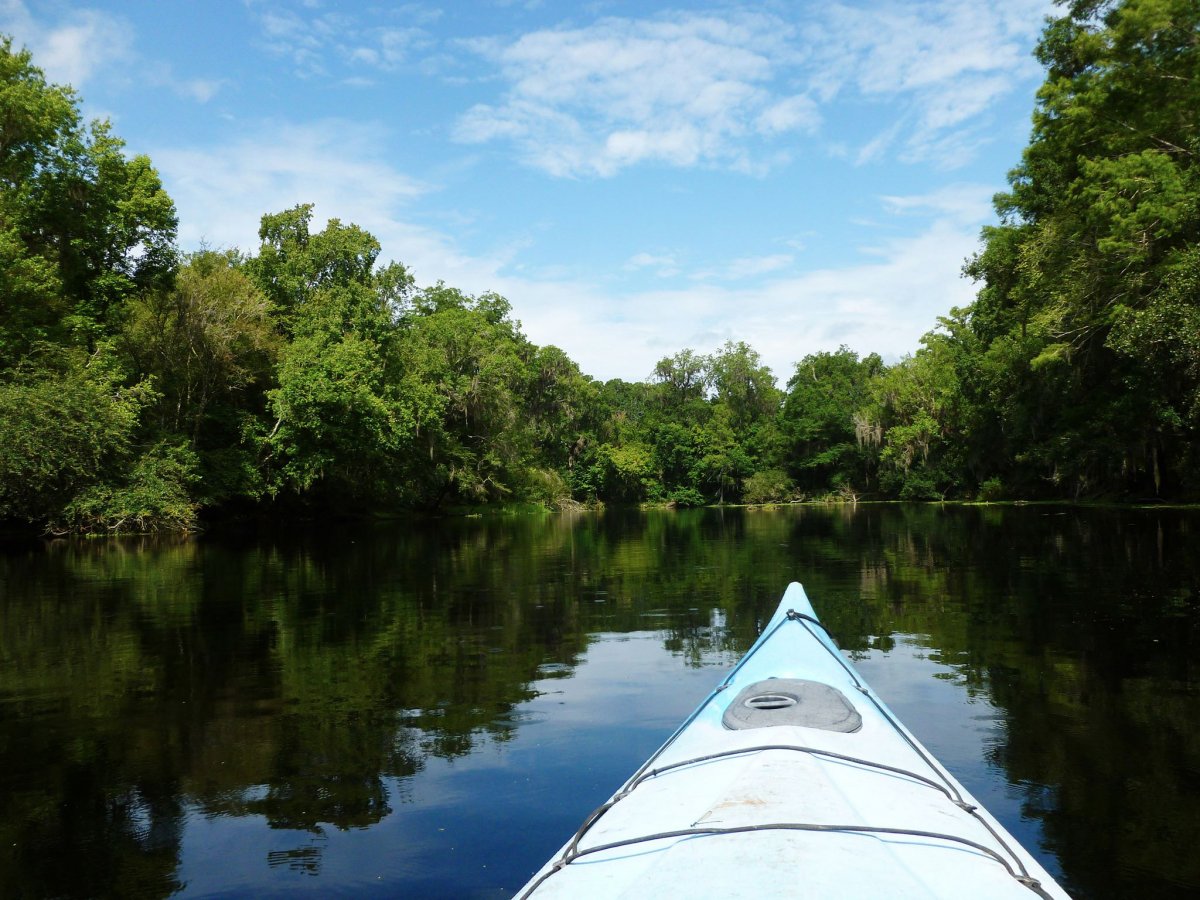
[518,583,1070,899]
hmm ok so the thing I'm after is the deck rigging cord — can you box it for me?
[517,605,1052,899]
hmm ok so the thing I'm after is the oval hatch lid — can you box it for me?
[721,678,862,732]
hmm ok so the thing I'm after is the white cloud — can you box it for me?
[487,177,1004,382]
[724,254,795,280]
[377,27,424,67]
[177,78,222,103]
[528,216,982,383]
[0,0,132,88]
[880,184,996,226]
[626,252,680,278]
[138,60,224,104]
[816,0,1055,167]
[918,74,1013,131]
[692,253,795,282]
[627,250,798,284]
[255,6,335,74]
[249,1,432,75]
[757,95,820,135]
[821,0,1048,95]
[1,1,227,105]
[344,27,424,70]
[856,121,903,167]
[153,117,998,384]
[454,12,816,177]
[457,0,1053,176]
[34,11,129,86]
[153,121,429,254]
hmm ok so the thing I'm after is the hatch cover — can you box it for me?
[721,678,862,732]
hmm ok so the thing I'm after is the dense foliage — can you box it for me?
[953,0,1200,499]
[1,0,1198,532]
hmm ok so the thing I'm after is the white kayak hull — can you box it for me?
[518,583,1070,899]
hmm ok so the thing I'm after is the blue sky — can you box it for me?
[2,0,1056,383]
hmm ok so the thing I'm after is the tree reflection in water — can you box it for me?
[0,506,1197,898]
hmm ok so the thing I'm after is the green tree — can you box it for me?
[246,204,383,336]
[781,347,882,496]
[694,403,753,503]
[524,345,598,467]
[397,285,532,508]
[646,350,713,503]
[863,330,972,500]
[125,250,277,445]
[1,37,187,531]
[709,340,784,494]
[0,35,176,361]
[42,122,178,342]
[246,206,417,507]
[0,37,73,362]
[710,341,781,433]
[965,0,1200,498]
[652,349,711,415]
[582,343,783,505]
[591,441,660,502]
[0,346,175,526]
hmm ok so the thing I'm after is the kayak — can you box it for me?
[517,583,1071,899]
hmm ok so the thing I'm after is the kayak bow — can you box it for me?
[518,583,1070,899]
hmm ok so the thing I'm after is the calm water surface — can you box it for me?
[1,505,1198,898]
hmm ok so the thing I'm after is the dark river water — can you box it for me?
[1,505,1198,899]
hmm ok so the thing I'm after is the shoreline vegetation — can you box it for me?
[2,1,1199,536]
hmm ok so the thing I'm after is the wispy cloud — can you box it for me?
[232,1,1050,176]
[455,12,817,177]
[880,183,996,226]
[0,0,132,88]
[552,215,983,381]
[255,5,336,74]
[247,0,434,76]
[626,252,680,278]
[153,120,429,252]
[487,218,982,382]
[152,114,993,382]
[1,0,225,103]
[175,78,222,103]
[817,0,1053,167]
[347,27,425,69]
[455,0,1053,176]
[491,182,999,380]
[140,60,224,104]
[856,121,902,166]
[693,253,795,282]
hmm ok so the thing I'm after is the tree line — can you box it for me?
[1,0,1197,533]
